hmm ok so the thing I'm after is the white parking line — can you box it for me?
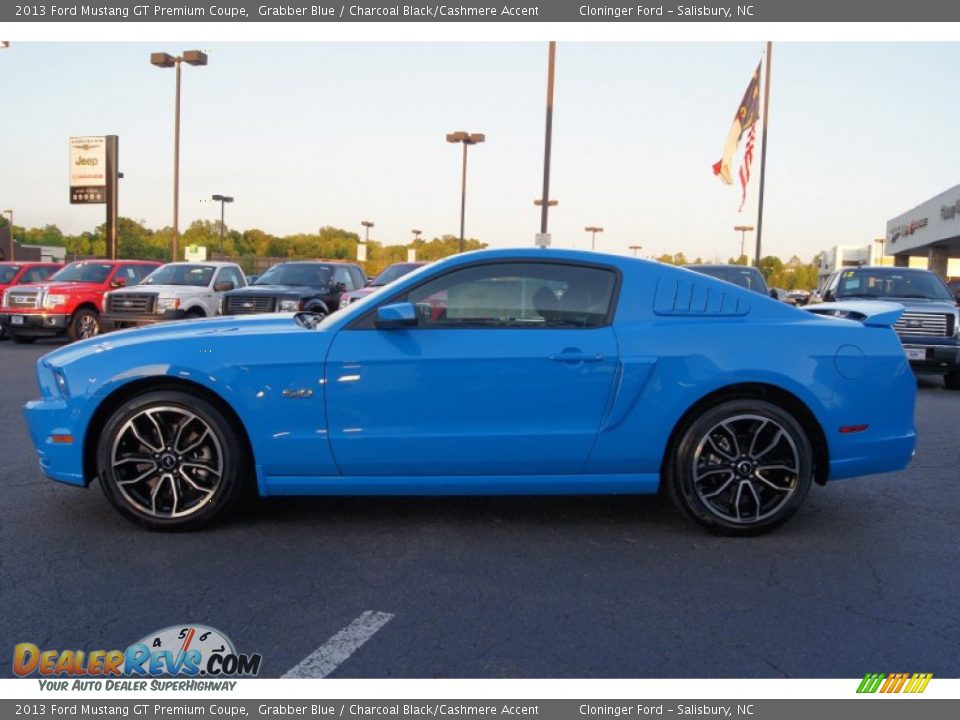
[282,610,394,679]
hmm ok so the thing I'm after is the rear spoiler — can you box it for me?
[803,300,904,328]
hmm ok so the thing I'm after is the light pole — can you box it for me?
[411,229,422,242]
[874,237,886,266]
[361,220,374,243]
[2,209,12,262]
[211,194,234,255]
[734,225,754,263]
[150,49,208,262]
[628,245,643,257]
[446,131,485,253]
[585,226,604,251]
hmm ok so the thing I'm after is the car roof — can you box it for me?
[159,261,240,268]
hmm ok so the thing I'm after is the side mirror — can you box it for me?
[110,277,127,288]
[769,289,779,299]
[375,302,418,329]
[332,281,347,294]
[822,290,834,302]
[214,281,235,292]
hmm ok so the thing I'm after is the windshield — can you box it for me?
[48,262,112,284]
[0,266,20,284]
[690,266,769,294]
[836,270,953,301]
[372,263,422,286]
[255,264,332,287]
[142,264,215,287]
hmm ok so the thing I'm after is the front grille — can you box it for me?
[893,311,952,338]
[107,293,156,314]
[5,290,40,309]
[225,296,277,314]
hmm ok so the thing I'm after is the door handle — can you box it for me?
[549,352,604,363]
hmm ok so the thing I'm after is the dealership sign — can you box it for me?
[888,217,928,243]
[69,136,107,204]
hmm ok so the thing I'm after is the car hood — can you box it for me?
[10,281,105,294]
[226,285,322,297]
[873,297,958,313]
[347,286,380,300]
[41,313,313,368]
[112,284,204,295]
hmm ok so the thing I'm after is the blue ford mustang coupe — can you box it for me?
[23,249,916,535]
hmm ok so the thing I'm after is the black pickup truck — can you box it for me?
[220,261,367,318]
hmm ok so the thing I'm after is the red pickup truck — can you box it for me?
[0,259,161,343]
[0,262,64,339]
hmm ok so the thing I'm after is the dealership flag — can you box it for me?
[712,61,761,194]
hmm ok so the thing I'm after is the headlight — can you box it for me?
[279,299,300,312]
[42,294,68,309]
[1,290,8,308]
[157,298,180,312]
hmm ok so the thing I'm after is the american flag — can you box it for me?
[738,124,756,212]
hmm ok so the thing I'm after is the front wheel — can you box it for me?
[96,390,247,531]
[68,309,101,342]
[666,399,814,536]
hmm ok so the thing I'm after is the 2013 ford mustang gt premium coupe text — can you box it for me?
[23,249,916,534]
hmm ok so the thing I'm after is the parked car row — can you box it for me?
[0,258,427,345]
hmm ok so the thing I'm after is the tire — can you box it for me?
[666,399,814,536]
[68,308,101,342]
[944,372,960,391]
[96,390,248,531]
[10,333,36,345]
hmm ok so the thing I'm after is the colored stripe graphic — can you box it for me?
[857,672,932,693]
[857,673,885,693]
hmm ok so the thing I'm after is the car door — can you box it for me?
[325,260,621,477]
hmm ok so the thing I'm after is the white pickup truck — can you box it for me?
[103,261,247,331]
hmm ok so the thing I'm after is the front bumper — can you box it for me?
[22,397,86,486]
[103,309,188,331]
[0,312,70,336]
[900,342,960,373]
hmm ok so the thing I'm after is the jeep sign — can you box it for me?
[69,136,107,204]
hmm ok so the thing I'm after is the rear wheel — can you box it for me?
[666,399,814,536]
[68,309,101,342]
[96,390,247,531]
[10,333,36,345]
[944,372,960,390]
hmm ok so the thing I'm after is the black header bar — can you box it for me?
[5,1,960,23]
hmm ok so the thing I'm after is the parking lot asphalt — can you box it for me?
[1,338,958,679]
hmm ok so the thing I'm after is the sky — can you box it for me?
[2,41,960,262]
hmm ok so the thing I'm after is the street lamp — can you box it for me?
[734,225,754,263]
[874,237,886,267]
[151,49,208,262]
[2,209,12,262]
[446,131,485,254]
[211,194,234,255]
[361,220,374,243]
[534,199,558,207]
[411,229,422,242]
[628,245,643,257]
[584,226,604,251]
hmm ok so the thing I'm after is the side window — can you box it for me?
[24,267,56,283]
[334,267,356,292]
[403,262,616,329]
[349,268,366,289]
[215,267,242,288]
[120,265,150,285]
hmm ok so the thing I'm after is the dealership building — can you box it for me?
[885,183,960,278]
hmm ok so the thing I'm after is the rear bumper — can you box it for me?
[22,398,87,486]
[103,309,188,331]
[0,313,70,336]
[828,430,916,480]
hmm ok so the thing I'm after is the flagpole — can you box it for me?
[754,41,772,268]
